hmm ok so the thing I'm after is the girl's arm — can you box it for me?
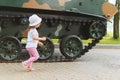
[32,34,46,41]
[38,41,43,47]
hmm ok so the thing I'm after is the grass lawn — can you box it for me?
[82,33,120,44]
[22,33,120,44]
[52,33,120,44]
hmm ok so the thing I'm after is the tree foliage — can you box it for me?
[113,0,119,39]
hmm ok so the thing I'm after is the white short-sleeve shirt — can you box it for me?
[26,28,39,48]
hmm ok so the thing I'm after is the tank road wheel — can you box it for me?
[0,36,22,61]
[89,22,106,39]
[60,35,83,59]
[37,38,54,60]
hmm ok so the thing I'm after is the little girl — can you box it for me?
[22,14,46,71]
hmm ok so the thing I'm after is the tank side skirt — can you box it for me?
[0,6,107,62]
[0,6,106,20]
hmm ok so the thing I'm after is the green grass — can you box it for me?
[82,33,120,44]
[21,33,120,44]
[52,33,120,44]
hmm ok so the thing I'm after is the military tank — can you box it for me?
[0,0,117,62]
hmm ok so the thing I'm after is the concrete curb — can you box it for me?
[93,44,120,49]
[54,44,120,49]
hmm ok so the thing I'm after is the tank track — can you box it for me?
[0,37,103,63]
[79,38,102,57]
[0,10,105,63]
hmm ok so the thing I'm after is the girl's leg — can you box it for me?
[27,51,33,68]
[23,48,39,69]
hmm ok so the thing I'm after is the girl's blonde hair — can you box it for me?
[22,26,35,37]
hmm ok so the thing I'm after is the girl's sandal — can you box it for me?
[22,62,29,71]
[27,67,35,71]
[22,62,35,71]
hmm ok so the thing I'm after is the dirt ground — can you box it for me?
[0,49,120,80]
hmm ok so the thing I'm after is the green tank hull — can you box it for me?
[0,0,106,16]
[0,0,115,61]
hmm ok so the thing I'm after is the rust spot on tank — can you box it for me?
[22,0,51,10]
[58,0,71,6]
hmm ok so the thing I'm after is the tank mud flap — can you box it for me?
[102,2,118,19]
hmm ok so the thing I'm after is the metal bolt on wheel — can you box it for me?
[0,36,22,60]
[37,38,54,60]
[60,35,83,59]
[89,22,106,39]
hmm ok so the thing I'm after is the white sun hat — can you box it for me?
[29,14,42,26]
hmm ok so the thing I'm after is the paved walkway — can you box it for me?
[55,44,120,49]
[0,49,120,80]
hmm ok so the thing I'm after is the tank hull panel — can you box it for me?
[0,0,107,15]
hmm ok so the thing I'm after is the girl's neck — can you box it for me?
[31,28,36,30]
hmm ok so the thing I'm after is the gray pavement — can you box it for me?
[91,44,120,49]
[0,49,120,80]
[54,43,120,49]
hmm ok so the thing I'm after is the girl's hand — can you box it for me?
[38,37,46,41]
[38,42,43,47]
[41,37,46,41]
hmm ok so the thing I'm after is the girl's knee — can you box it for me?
[34,56,39,61]
[36,56,39,60]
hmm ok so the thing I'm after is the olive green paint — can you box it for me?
[0,0,106,15]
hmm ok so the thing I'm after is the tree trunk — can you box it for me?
[113,0,119,39]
